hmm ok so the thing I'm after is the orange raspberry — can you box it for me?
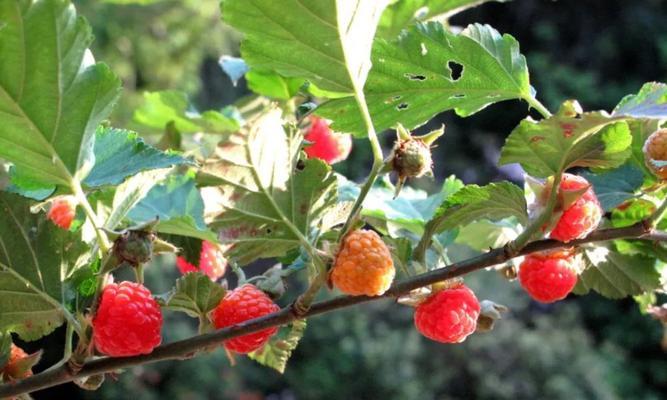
[330,229,395,296]
[643,128,667,179]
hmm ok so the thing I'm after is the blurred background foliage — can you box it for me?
[25,0,667,398]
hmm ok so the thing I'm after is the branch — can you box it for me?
[1,222,662,397]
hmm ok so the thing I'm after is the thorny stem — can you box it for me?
[2,222,664,398]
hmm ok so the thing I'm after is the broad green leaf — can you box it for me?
[246,70,304,100]
[455,218,521,251]
[248,319,306,374]
[317,23,534,136]
[613,82,667,119]
[573,245,662,299]
[127,173,217,241]
[222,0,389,93]
[164,272,226,319]
[0,192,87,341]
[0,0,121,186]
[200,109,339,265]
[430,182,527,233]
[134,91,241,134]
[84,127,193,187]
[5,167,55,200]
[104,169,171,230]
[499,103,631,178]
[377,0,508,39]
[581,165,643,211]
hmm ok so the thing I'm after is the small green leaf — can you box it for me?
[317,23,534,136]
[573,245,662,299]
[84,127,193,187]
[164,272,226,319]
[430,182,527,233]
[499,104,631,178]
[581,164,643,211]
[246,70,304,100]
[0,0,121,186]
[248,319,306,374]
[613,82,667,119]
[134,91,241,134]
[377,0,509,39]
[127,173,217,241]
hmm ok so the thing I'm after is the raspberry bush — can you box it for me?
[1,0,666,396]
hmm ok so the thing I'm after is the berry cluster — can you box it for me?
[519,249,580,303]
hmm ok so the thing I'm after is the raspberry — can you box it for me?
[176,241,227,281]
[414,284,481,343]
[46,197,76,230]
[643,128,667,179]
[518,249,579,303]
[391,138,432,179]
[304,116,352,164]
[1,344,33,380]
[549,174,602,242]
[211,284,280,354]
[330,229,395,296]
[93,282,163,357]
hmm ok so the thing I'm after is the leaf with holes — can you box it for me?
[164,272,226,319]
[317,23,533,136]
[0,0,121,187]
[499,102,632,178]
[248,319,307,374]
[613,82,667,119]
[377,0,509,39]
[429,182,527,234]
[0,192,88,341]
[134,91,241,134]
[198,109,339,265]
[222,0,389,93]
[573,245,662,299]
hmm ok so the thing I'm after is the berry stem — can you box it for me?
[1,223,661,397]
[70,179,111,253]
[525,96,553,119]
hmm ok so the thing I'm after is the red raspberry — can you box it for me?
[93,282,163,357]
[304,116,352,164]
[414,284,480,343]
[330,229,395,296]
[519,249,579,303]
[46,197,76,230]
[211,284,280,354]
[1,344,33,380]
[643,128,667,179]
[549,174,602,242]
[176,241,227,281]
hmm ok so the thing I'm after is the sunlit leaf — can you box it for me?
[248,319,306,374]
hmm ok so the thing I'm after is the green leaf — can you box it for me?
[200,109,339,265]
[317,22,534,136]
[164,272,226,319]
[0,192,87,341]
[573,245,662,299]
[5,167,55,201]
[581,164,643,211]
[104,169,171,230]
[455,218,521,251]
[0,0,121,186]
[134,91,241,134]
[246,70,304,100]
[127,173,217,241]
[222,0,388,93]
[377,0,508,39]
[430,182,527,233]
[84,127,193,187]
[499,104,631,178]
[610,198,655,228]
[248,319,306,374]
[0,331,11,368]
[613,82,667,119]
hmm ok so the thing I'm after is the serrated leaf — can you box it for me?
[164,272,226,319]
[317,22,533,136]
[581,165,643,211]
[83,127,193,187]
[573,245,662,299]
[248,319,306,374]
[222,0,389,93]
[613,82,667,119]
[499,105,631,178]
[200,109,339,265]
[127,173,217,241]
[0,0,121,186]
[104,169,171,230]
[134,91,241,134]
[430,182,527,233]
[377,0,508,39]
[0,192,87,341]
